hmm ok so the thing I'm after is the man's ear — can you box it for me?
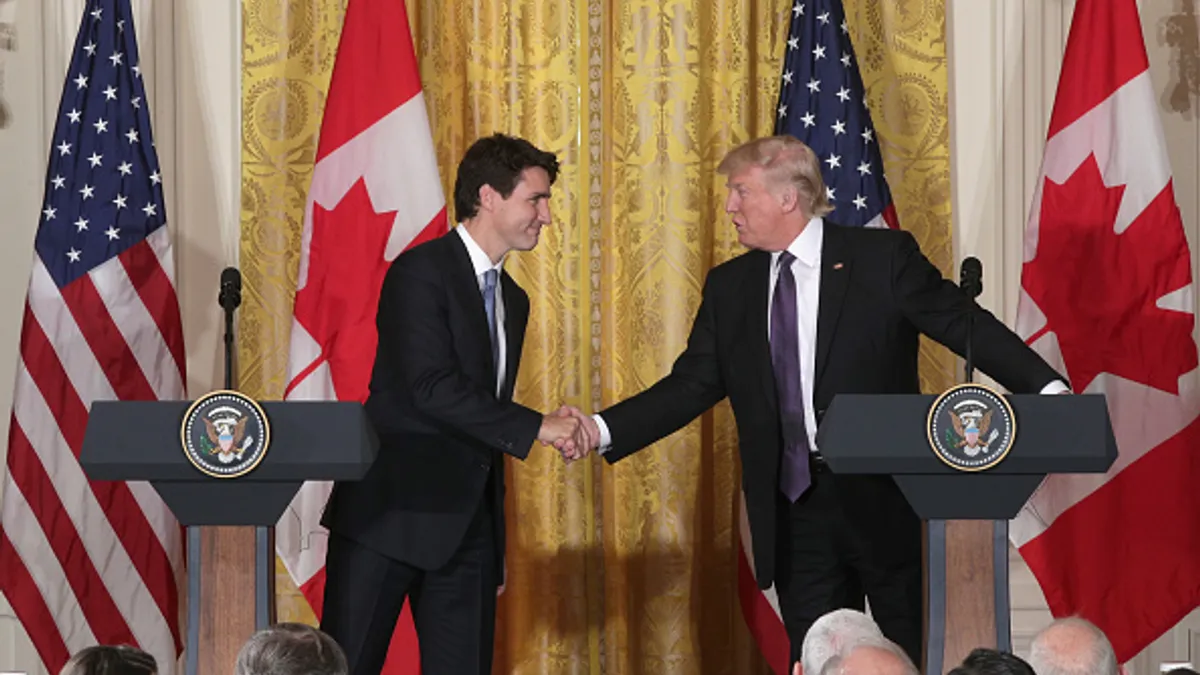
[778,185,800,214]
[478,184,496,213]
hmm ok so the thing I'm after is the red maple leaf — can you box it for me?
[292,178,398,403]
[1023,154,1197,393]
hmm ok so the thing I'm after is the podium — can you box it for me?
[816,391,1116,673]
[80,397,378,675]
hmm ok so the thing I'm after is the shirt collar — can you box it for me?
[770,216,824,268]
[455,224,505,278]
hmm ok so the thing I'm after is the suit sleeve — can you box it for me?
[599,276,728,463]
[889,232,1066,394]
[381,256,542,459]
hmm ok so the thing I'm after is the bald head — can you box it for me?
[820,641,920,675]
[1028,617,1118,675]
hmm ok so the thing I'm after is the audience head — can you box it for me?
[800,609,886,675]
[1165,669,1200,675]
[1028,617,1119,675]
[59,645,156,675]
[234,622,348,675]
[819,639,920,675]
[948,647,1036,675]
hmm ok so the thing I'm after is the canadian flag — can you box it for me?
[1013,0,1200,661]
[276,0,447,672]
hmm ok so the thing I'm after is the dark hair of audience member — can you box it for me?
[59,645,157,675]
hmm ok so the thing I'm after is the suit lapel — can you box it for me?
[814,223,850,389]
[745,251,780,412]
[444,234,496,379]
[500,273,526,401]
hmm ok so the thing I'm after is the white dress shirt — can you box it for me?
[593,216,1068,450]
[767,217,824,452]
[456,225,507,397]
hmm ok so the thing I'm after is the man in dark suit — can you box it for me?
[319,134,586,675]
[565,135,1069,668]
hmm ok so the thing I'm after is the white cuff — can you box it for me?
[592,414,613,454]
[1039,379,1071,395]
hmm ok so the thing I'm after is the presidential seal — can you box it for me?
[926,383,1016,472]
[180,390,271,478]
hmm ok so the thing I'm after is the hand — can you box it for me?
[793,663,801,675]
[538,412,582,458]
[548,405,600,463]
[557,405,600,462]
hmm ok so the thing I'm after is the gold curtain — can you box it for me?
[239,0,951,671]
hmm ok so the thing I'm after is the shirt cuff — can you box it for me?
[1039,379,1071,395]
[593,414,613,454]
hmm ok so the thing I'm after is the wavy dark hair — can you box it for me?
[453,133,559,222]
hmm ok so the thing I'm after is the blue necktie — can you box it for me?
[482,269,500,378]
[771,251,812,502]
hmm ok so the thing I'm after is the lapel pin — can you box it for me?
[833,262,844,270]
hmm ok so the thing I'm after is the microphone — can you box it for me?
[959,256,982,299]
[959,257,982,384]
[218,267,242,312]
[218,267,241,390]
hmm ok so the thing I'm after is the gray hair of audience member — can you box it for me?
[800,609,886,675]
[59,645,157,675]
[818,639,920,675]
[234,623,348,675]
[1027,617,1119,675]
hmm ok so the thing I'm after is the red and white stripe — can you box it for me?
[1,228,186,674]
[1013,0,1200,660]
[738,492,791,675]
[276,1,447,672]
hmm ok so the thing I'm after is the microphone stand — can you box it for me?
[223,297,235,390]
[962,261,981,384]
[965,308,975,384]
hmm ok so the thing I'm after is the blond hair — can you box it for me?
[717,135,833,217]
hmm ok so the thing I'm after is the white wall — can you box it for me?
[0,1,241,673]
[948,0,1200,672]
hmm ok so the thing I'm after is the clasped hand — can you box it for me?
[537,405,600,463]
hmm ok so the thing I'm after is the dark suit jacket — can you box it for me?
[321,231,542,575]
[600,222,1064,589]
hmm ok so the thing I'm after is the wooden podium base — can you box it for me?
[925,519,1011,673]
[187,526,276,675]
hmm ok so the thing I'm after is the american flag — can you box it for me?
[774,0,897,229]
[0,0,184,673]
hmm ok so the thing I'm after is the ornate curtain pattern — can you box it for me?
[239,0,950,670]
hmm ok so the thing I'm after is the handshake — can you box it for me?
[536,406,601,463]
